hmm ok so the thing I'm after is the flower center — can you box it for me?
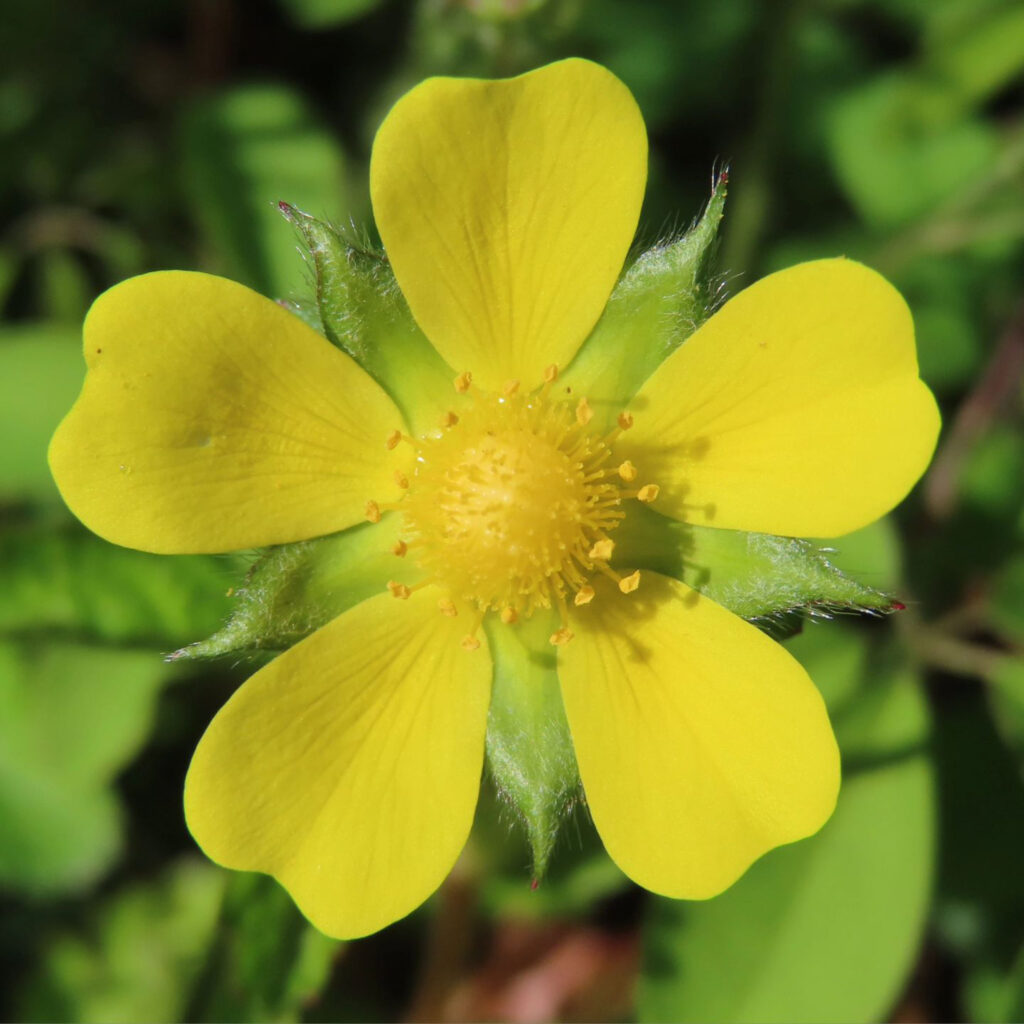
[366,369,658,648]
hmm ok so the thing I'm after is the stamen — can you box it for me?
[438,598,457,617]
[387,580,411,600]
[619,570,641,594]
[365,500,382,523]
[617,460,638,482]
[549,626,574,646]
[502,379,521,397]
[637,484,660,503]
[392,540,408,557]
[576,397,593,426]
[440,410,459,429]
[588,538,614,561]
[460,635,481,651]
[385,430,402,451]
[574,585,595,606]
[543,364,558,383]
[617,412,634,431]
[500,606,519,625]
[394,471,409,489]
[454,371,473,393]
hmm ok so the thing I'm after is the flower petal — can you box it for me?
[370,58,647,388]
[49,272,410,553]
[618,259,940,537]
[184,587,491,939]
[558,574,839,899]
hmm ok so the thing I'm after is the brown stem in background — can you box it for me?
[923,299,1024,519]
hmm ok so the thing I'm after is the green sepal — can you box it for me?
[279,204,451,435]
[483,610,581,882]
[615,504,898,621]
[173,517,408,660]
[561,170,727,429]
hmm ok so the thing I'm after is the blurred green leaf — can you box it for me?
[829,73,997,226]
[17,859,226,1023]
[959,426,1024,518]
[991,554,1024,644]
[276,0,382,29]
[813,517,904,595]
[181,84,350,298]
[0,525,237,647]
[185,873,339,1021]
[38,248,90,323]
[0,322,82,504]
[639,630,933,1024]
[990,657,1024,772]
[0,641,169,894]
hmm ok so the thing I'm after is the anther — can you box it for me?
[618,460,638,482]
[440,410,459,429]
[619,570,641,594]
[574,585,595,606]
[549,627,574,646]
[500,606,519,624]
[617,412,634,431]
[365,500,382,523]
[438,598,458,617]
[461,635,481,651]
[454,371,472,393]
[543,364,558,383]
[394,471,409,489]
[588,538,614,561]
[387,580,412,600]
[385,430,402,451]
[637,484,660,503]
[392,540,408,557]
[503,379,521,396]
[576,397,593,426]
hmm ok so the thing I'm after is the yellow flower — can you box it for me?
[49,59,940,939]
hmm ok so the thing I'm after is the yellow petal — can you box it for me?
[619,259,940,537]
[558,574,839,899]
[49,272,409,553]
[370,58,647,389]
[184,587,491,939]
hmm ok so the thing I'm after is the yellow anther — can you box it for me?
[440,410,459,429]
[454,371,472,393]
[503,379,521,396]
[392,540,408,557]
[394,471,409,489]
[617,411,634,431]
[438,598,458,617]
[618,460,638,482]
[619,570,641,594]
[576,397,593,426]
[588,538,614,561]
[365,500,382,523]
[574,585,595,607]
[549,627,575,646]
[543,364,559,383]
[385,430,402,450]
[461,635,481,651]
[638,484,660,503]
[500,606,519,625]
[387,580,412,600]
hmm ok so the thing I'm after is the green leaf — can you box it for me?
[0,525,236,647]
[639,630,934,1024]
[483,611,580,881]
[17,859,227,1023]
[280,206,451,435]
[275,0,382,29]
[177,518,403,659]
[562,171,728,430]
[615,505,896,620]
[990,657,1024,773]
[0,322,83,504]
[828,72,997,227]
[185,873,340,1021]
[0,641,169,894]
[181,84,350,299]
[991,554,1024,644]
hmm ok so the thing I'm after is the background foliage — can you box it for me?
[2,0,1023,1020]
